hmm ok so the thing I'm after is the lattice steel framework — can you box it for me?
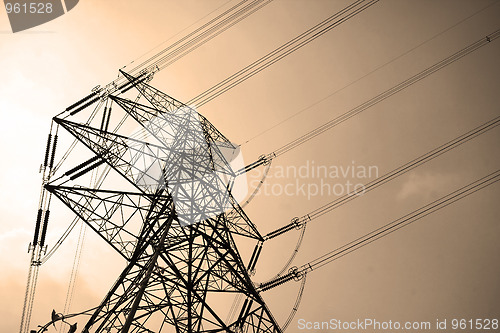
[45,72,282,333]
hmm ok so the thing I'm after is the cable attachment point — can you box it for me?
[258,267,304,291]
[291,217,303,230]
[236,153,275,176]
[100,91,111,102]
[145,65,159,82]
[259,153,275,165]
[288,266,304,281]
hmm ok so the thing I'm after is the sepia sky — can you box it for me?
[1,0,499,332]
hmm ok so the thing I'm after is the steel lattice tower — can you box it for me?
[45,71,282,333]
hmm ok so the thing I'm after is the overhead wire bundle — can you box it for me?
[187,0,379,107]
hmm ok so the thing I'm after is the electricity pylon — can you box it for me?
[45,71,282,332]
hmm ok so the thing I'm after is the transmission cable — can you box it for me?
[93,0,275,96]
[153,0,275,72]
[281,274,307,331]
[302,115,500,223]
[55,0,274,121]
[302,169,500,272]
[265,114,500,231]
[61,221,87,319]
[241,0,499,146]
[52,0,275,180]
[258,169,500,290]
[123,0,234,73]
[187,0,379,107]
[258,114,500,283]
[270,28,500,158]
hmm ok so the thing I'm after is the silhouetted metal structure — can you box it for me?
[21,2,500,331]
[41,71,286,332]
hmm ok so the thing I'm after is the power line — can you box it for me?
[125,0,275,77]
[123,0,234,72]
[242,0,499,146]
[153,0,275,72]
[187,0,379,107]
[305,115,500,222]
[57,0,274,119]
[303,169,500,272]
[259,169,500,290]
[271,28,500,157]
[266,115,500,234]
[259,115,500,279]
